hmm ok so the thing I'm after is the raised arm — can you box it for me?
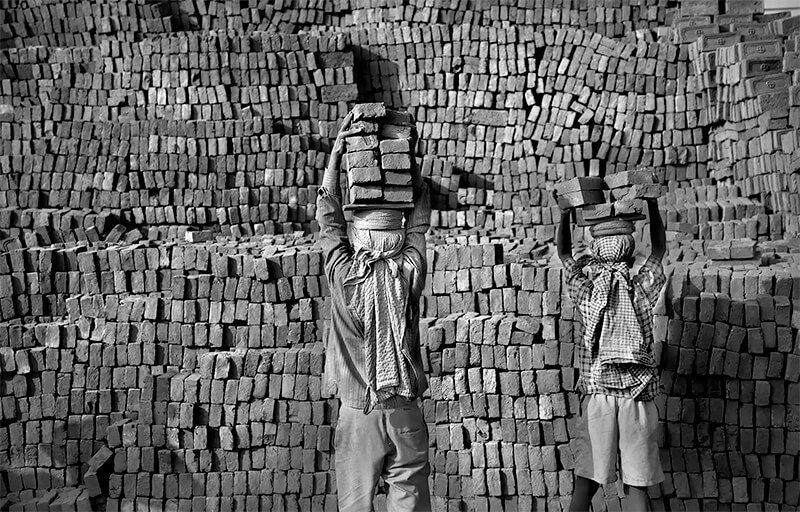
[557,209,574,263]
[321,112,356,197]
[554,201,593,319]
[405,129,429,239]
[403,128,430,303]
[316,113,362,282]
[646,198,666,260]
[632,197,668,305]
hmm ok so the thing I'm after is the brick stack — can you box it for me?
[169,0,672,39]
[344,102,416,209]
[102,346,335,512]
[419,312,579,511]
[0,235,331,508]
[680,9,800,235]
[1,233,796,510]
[0,30,357,242]
[654,263,800,509]
[661,184,781,246]
[554,169,664,227]
[346,24,712,242]
[0,0,173,48]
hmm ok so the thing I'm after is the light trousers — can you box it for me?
[335,397,431,512]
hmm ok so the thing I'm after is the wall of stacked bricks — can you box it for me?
[0,0,799,511]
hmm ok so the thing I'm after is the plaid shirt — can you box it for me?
[564,255,666,400]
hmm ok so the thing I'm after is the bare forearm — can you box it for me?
[322,112,357,197]
[557,211,573,261]
[647,199,666,259]
[406,182,430,235]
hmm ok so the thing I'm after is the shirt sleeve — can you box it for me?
[403,183,431,303]
[316,188,352,285]
[562,257,593,318]
[632,255,666,307]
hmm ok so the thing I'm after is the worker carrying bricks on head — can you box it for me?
[554,176,667,512]
[316,109,432,512]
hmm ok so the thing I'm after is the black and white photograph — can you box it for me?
[0,0,799,510]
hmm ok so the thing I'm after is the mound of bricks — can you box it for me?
[343,102,416,209]
[166,0,675,40]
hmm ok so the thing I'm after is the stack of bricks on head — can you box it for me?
[554,167,664,232]
[0,0,799,511]
[343,102,416,209]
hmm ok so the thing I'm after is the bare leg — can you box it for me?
[570,475,600,512]
[623,485,651,512]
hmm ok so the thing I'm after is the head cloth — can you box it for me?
[352,209,404,231]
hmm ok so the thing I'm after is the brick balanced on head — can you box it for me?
[343,102,417,210]
[555,167,665,229]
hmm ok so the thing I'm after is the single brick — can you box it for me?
[384,171,412,186]
[381,153,412,169]
[349,185,382,201]
[344,150,378,169]
[351,102,386,120]
[379,138,411,153]
[604,169,657,189]
[383,186,413,203]
[345,135,379,151]
[385,109,413,125]
[381,123,413,139]
[347,167,381,184]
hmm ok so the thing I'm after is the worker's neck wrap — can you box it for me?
[344,211,414,413]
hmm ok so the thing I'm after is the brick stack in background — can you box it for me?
[0,1,174,49]
[0,235,333,509]
[679,8,800,235]
[0,0,799,511]
[0,29,357,242]
[346,23,712,243]
[168,0,672,39]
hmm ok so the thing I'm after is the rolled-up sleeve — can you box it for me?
[403,183,431,303]
[316,188,352,285]
[563,257,593,321]
[633,255,666,307]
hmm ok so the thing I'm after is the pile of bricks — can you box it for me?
[1,0,800,510]
[653,262,799,507]
[343,23,717,242]
[679,8,800,235]
[0,0,173,48]
[344,102,416,209]
[0,235,329,506]
[1,231,794,510]
[661,184,782,246]
[169,0,673,39]
[0,31,357,241]
[102,346,333,512]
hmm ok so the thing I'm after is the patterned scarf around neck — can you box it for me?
[586,235,653,388]
[343,227,414,413]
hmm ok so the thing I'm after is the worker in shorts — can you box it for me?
[555,191,667,512]
[316,111,431,512]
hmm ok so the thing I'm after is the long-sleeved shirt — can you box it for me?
[316,183,430,408]
[564,255,666,400]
